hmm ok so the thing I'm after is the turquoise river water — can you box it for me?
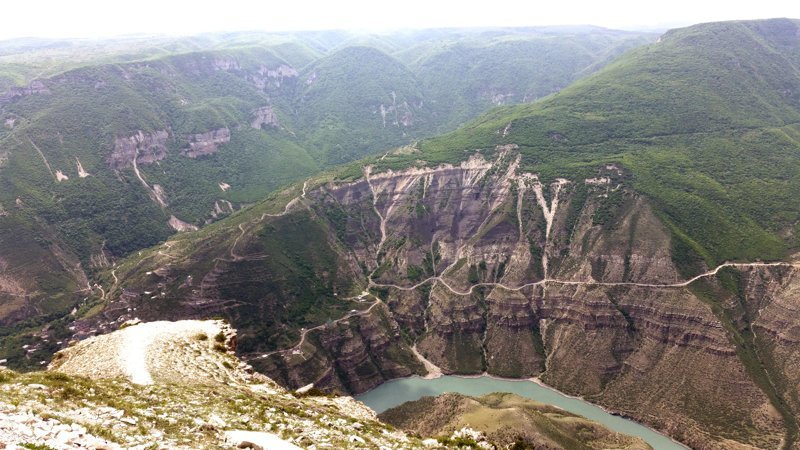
[356,375,688,450]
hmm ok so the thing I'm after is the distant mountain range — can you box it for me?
[0,27,650,342]
[5,18,800,450]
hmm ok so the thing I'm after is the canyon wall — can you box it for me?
[95,148,800,449]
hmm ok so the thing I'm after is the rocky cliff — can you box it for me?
[0,80,50,105]
[108,129,169,169]
[181,127,231,158]
[249,64,299,91]
[251,105,281,129]
[70,141,800,449]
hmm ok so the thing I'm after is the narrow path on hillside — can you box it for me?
[121,324,156,385]
[369,262,800,296]
[199,182,310,298]
[79,320,225,385]
[247,165,800,363]
[26,136,55,181]
[252,297,382,361]
[97,269,118,301]
[231,181,309,258]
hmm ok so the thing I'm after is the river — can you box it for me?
[356,375,688,450]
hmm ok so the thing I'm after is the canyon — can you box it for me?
[3,18,800,450]
[0,25,652,341]
[85,145,800,449]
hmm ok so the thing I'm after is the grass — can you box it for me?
[20,444,56,450]
[0,367,427,449]
[380,392,652,450]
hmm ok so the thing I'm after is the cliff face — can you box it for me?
[250,106,280,129]
[255,302,424,394]
[180,128,231,158]
[249,64,299,91]
[0,80,50,105]
[296,148,799,449]
[91,147,800,449]
[108,130,169,169]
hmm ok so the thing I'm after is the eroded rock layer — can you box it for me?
[94,148,800,449]
[108,130,169,169]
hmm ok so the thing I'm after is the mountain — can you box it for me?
[380,392,652,449]
[0,27,650,344]
[0,318,651,449]
[407,17,800,269]
[410,27,650,132]
[294,45,429,165]
[37,18,800,450]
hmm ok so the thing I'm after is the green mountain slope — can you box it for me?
[295,46,429,165]
[411,27,651,132]
[378,18,800,270]
[0,26,649,331]
[37,18,800,450]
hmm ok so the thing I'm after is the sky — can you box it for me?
[1,0,799,40]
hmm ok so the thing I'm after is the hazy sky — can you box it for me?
[2,0,799,40]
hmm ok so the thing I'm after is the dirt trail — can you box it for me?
[132,153,167,207]
[229,182,309,260]
[52,320,229,386]
[27,136,56,181]
[254,300,382,361]
[370,262,800,297]
[96,269,118,301]
[123,325,156,384]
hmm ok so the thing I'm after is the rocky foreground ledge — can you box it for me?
[0,320,439,449]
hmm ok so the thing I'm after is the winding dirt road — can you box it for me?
[258,164,800,368]
[369,262,800,297]
[253,298,382,361]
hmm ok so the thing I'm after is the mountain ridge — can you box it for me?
[5,18,800,450]
[0,27,649,340]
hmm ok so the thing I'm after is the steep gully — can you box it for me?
[131,151,167,208]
